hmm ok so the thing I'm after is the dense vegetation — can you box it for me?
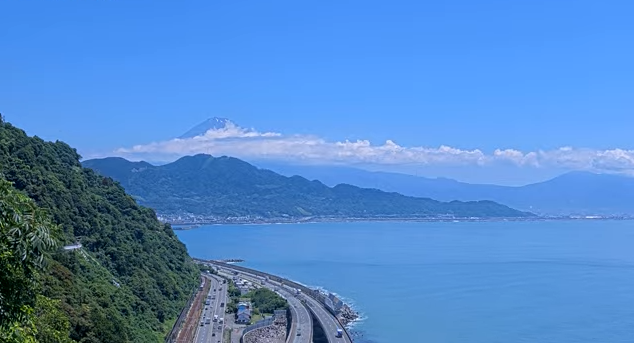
[245,288,288,314]
[225,280,241,314]
[0,179,72,343]
[83,155,533,219]
[0,119,199,342]
[226,282,287,321]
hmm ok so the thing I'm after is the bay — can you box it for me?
[175,220,634,343]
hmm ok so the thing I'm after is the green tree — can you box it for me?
[0,179,57,326]
[0,179,60,342]
[245,288,288,314]
[33,295,74,343]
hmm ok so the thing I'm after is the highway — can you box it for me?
[194,275,228,343]
[215,265,349,343]
[281,288,312,343]
[229,272,312,343]
[301,293,351,343]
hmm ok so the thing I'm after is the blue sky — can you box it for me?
[2,0,634,184]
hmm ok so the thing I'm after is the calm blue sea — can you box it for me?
[175,220,634,343]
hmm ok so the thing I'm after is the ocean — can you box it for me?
[175,220,634,343]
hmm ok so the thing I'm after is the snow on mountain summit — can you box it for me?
[178,117,235,138]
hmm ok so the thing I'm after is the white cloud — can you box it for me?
[109,124,634,174]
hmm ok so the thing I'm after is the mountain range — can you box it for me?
[142,117,634,216]
[254,162,634,216]
[82,155,532,219]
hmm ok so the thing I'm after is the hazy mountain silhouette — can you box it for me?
[254,162,634,215]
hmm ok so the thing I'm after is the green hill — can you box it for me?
[0,119,198,342]
[83,155,534,219]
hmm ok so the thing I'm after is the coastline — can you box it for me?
[338,303,361,327]
[196,258,361,330]
[246,270,362,328]
[170,215,634,229]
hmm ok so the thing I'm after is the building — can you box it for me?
[238,302,249,312]
[237,279,254,295]
[236,302,252,324]
[236,310,251,324]
[236,308,252,324]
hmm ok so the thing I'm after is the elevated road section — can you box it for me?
[283,288,312,343]
[222,270,312,343]
[220,271,313,343]
[201,260,352,343]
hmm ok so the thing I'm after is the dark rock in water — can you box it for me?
[337,304,359,327]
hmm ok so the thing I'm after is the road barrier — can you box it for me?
[165,277,202,343]
[242,317,276,337]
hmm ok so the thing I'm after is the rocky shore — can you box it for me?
[337,304,359,327]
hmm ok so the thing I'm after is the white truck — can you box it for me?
[213,315,218,322]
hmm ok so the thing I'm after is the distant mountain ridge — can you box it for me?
[254,162,634,215]
[82,155,533,219]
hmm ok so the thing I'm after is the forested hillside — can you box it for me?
[84,155,533,219]
[0,118,198,342]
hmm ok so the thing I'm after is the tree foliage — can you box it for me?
[0,179,56,327]
[0,179,66,343]
[0,121,199,342]
[33,295,74,343]
[245,288,288,314]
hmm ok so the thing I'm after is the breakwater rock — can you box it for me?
[338,304,359,327]
[319,291,360,327]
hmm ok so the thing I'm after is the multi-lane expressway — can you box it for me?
[215,265,351,343]
[301,293,351,343]
[280,287,312,343]
[224,271,312,343]
[194,275,228,343]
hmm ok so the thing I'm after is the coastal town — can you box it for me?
[159,212,634,228]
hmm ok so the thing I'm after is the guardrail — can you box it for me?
[200,260,354,342]
[242,317,276,337]
[164,277,202,343]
